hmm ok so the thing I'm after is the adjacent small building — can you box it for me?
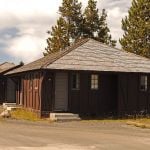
[0,62,22,104]
[6,39,150,117]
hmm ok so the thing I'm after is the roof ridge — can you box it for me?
[41,38,90,68]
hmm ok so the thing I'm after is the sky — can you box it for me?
[0,0,131,64]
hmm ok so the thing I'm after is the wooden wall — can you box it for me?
[15,71,55,117]
[16,71,44,116]
[0,76,16,104]
[14,70,150,118]
[0,76,6,104]
[69,72,150,117]
[118,73,150,116]
[6,78,16,103]
[68,72,118,116]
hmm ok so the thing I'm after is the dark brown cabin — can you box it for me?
[6,39,150,117]
[0,62,22,104]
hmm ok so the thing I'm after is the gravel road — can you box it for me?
[0,120,150,150]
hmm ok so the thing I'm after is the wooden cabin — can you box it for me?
[6,39,150,117]
[0,62,22,104]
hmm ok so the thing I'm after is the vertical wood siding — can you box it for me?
[16,71,44,116]
[118,73,150,116]
[14,70,150,117]
[69,72,118,116]
[69,71,150,117]
[0,76,6,104]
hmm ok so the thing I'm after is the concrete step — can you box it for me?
[3,103,20,111]
[50,113,81,122]
[54,113,79,118]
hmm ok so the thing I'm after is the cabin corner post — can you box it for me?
[38,71,45,117]
[51,72,55,112]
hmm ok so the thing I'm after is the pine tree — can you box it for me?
[44,0,116,55]
[120,0,150,58]
[59,0,83,41]
[44,17,69,55]
[44,0,83,55]
[83,0,116,47]
[97,9,116,47]
[83,0,100,38]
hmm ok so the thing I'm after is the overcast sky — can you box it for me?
[0,0,131,64]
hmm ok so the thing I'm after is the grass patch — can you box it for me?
[0,106,4,113]
[11,109,42,122]
[127,118,150,129]
[81,116,128,123]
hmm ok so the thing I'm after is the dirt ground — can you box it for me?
[0,119,150,150]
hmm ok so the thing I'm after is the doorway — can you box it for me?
[54,72,68,111]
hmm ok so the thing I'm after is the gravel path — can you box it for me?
[0,120,150,150]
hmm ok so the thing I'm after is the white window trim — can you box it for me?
[71,73,80,90]
[91,74,99,90]
[140,75,148,92]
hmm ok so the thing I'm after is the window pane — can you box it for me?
[94,75,98,80]
[72,73,80,90]
[91,74,99,90]
[91,75,95,80]
[94,79,98,85]
[140,75,147,91]
[91,84,95,89]
[95,84,98,89]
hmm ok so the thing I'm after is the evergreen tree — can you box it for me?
[59,0,83,41]
[83,0,116,47]
[44,0,116,55]
[44,17,69,55]
[19,61,24,66]
[120,0,150,58]
[83,0,100,38]
[97,9,116,47]
[44,0,83,55]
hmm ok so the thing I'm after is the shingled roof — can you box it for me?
[6,38,150,74]
[0,62,16,74]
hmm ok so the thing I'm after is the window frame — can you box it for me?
[91,74,99,90]
[71,73,80,90]
[140,75,148,92]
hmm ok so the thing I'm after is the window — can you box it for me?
[91,74,99,90]
[72,73,80,90]
[140,75,147,91]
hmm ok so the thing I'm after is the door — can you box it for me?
[55,72,68,111]
[6,78,16,103]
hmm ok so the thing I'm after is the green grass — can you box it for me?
[127,118,150,129]
[81,117,150,129]
[11,109,42,122]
